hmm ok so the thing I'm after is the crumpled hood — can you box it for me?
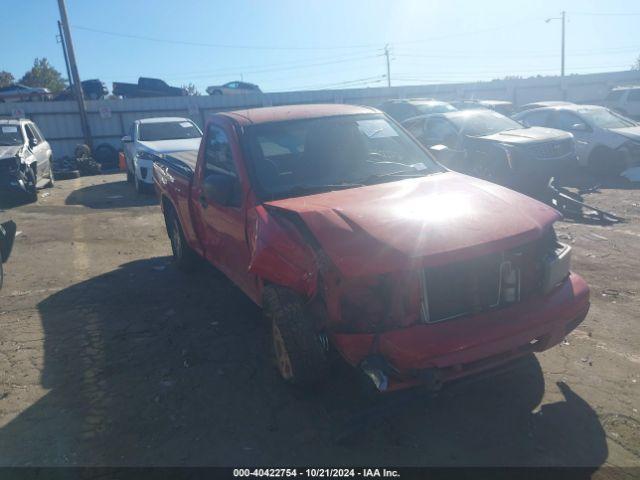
[611,126,640,143]
[138,138,201,154]
[264,172,560,277]
[474,126,571,145]
[0,145,22,160]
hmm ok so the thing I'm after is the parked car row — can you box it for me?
[380,97,640,185]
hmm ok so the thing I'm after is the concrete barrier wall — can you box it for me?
[1,69,639,160]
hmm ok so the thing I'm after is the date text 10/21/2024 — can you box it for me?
[232,469,401,478]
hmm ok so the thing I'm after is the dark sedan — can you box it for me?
[403,109,577,197]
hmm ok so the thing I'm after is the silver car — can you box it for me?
[514,104,640,175]
[0,84,53,103]
[0,119,54,200]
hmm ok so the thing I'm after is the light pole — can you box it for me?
[546,11,566,78]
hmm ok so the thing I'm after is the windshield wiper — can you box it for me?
[278,182,364,198]
[360,169,427,185]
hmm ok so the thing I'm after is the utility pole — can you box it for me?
[384,44,391,88]
[546,12,566,78]
[561,10,566,78]
[57,0,92,148]
[57,20,72,89]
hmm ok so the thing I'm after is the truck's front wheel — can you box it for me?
[263,285,329,387]
[165,207,198,272]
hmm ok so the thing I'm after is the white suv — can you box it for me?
[122,117,202,193]
[602,86,640,120]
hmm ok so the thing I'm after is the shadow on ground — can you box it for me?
[65,180,157,209]
[0,259,608,468]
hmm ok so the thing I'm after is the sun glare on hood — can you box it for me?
[393,193,473,222]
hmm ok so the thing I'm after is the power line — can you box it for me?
[571,11,640,16]
[71,25,378,51]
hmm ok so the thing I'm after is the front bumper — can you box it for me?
[331,273,589,392]
[0,172,30,196]
[135,158,155,184]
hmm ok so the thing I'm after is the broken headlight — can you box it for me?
[541,228,571,293]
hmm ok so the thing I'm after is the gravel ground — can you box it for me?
[0,173,638,469]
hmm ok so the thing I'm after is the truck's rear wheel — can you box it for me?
[263,285,329,387]
[165,207,198,272]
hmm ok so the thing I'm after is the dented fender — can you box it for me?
[247,205,319,298]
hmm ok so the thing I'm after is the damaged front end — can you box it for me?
[249,191,589,394]
[0,153,36,198]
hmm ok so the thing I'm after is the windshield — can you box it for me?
[139,121,202,141]
[415,103,456,115]
[0,125,23,146]
[246,114,443,200]
[578,108,636,129]
[449,110,523,136]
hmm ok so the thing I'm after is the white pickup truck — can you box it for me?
[121,117,202,193]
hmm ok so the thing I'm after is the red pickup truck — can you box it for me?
[153,104,590,393]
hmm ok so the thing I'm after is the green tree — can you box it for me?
[19,58,66,93]
[182,83,200,96]
[0,71,14,88]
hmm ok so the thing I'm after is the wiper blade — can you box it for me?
[360,169,427,185]
[280,183,364,197]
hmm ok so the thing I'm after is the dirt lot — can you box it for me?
[0,173,638,468]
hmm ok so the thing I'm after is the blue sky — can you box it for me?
[3,0,640,93]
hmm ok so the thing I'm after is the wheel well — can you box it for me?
[161,195,175,217]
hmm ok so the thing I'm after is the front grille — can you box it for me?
[421,240,545,323]
[526,139,573,159]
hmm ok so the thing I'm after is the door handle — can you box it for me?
[199,194,208,208]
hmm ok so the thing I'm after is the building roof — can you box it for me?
[219,104,379,126]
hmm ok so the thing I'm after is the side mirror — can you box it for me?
[570,123,589,132]
[29,138,38,148]
[121,135,132,143]
[203,173,237,206]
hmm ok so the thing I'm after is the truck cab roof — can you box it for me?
[217,104,379,126]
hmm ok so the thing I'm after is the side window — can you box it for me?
[628,89,640,102]
[29,123,44,142]
[550,112,584,131]
[424,118,458,146]
[521,110,550,127]
[204,125,237,177]
[24,124,37,145]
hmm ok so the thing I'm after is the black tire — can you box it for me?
[263,285,329,387]
[588,147,624,177]
[94,143,119,170]
[165,206,198,272]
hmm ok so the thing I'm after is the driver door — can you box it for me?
[193,122,253,294]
